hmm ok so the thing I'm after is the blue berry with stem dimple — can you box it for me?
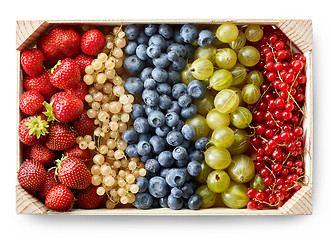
[136,44,148,60]
[123,55,145,75]
[167,101,181,114]
[144,78,157,90]
[158,151,175,168]
[140,67,153,81]
[136,140,152,156]
[167,50,180,62]
[148,110,165,128]
[165,112,180,127]
[144,24,158,37]
[126,144,139,157]
[197,29,214,47]
[181,124,195,141]
[170,57,186,71]
[172,146,188,161]
[152,53,170,68]
[188,194,203,210]
[124,77,144,95]
[155,125,171,138]
[122,129,139,144]
[148,34,167,50]
[195,137,209,150]
[142,89,159,107]
[146,45,161,59]
[152,67,168,83]
[171,187,183,198]
[167,43,186,57]
[165,168,187,188]
[172,83,188,99]
[180,24,198,43]
[149,135,166,154]
[156,83,172,96]
[145,158,160,173]
[148,176,169,198]
[180,104,197,119]
[124,24,140,40]
[187,160,202,177]
[136,176,149,193]
[187,80,207,99]
[178,94,192,108]
[133,117,150,134]
[133,192,153,209]
[124,41,137,55]
[158,24,174,39]
[168,195,184,210]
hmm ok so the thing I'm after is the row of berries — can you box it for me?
[17,25,110,211]
[246,26,307,210]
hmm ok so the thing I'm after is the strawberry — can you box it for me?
[81,29,106,56]
[45,185,74,212]
[50,58,81,89]
[37,25,81,66]
[18,115,49,146]
[19,90,44,115]
[63,144,91,167]
[24,69,58,101]
[75,185,105,209]
[45,122,76,151]
[25,144,57,167]
[73,110,95,136]
[37,169,59,200]
[74,54,95,76]
[17,160,46,192]
[44,91,84,123]
[65,81,88,102]
[56,156,92,190]
[20,48,45,77]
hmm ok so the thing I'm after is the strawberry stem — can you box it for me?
[24,116,49,139]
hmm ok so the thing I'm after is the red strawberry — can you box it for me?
[37,25,81,66]
[19,90,44,115]
[75,185,105,209]
[17,160,46,192]
[44,91,84,123]
[50,58,81,89]
[74,54,95,76]
[56,156,92,190]
[18,115,49,146]
[26,144,57,167]
[45,122,76,151]
[24,69,58,101]
[20,48,44,77]
[65,81,88,102]
[73,110,95,136]
[63,144,91,166]
[45,185,74,211]
[81,29,106,56]
[37,169,59,200]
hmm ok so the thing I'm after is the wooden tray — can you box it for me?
[16,19,313,215]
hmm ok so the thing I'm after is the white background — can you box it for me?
[1,0,330,239]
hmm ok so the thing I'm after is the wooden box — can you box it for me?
[16,19,313,215]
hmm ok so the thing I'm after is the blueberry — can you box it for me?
[152,53,170,68]
[165,112,180,127]
[166,130,184,147]
[124,41,138,55]
[142,89,160,107]
[159,197,168,208]
[136,44,148,60]
[159,95,172,110]
[166,168,187,187]
[167,50,180,62]
[145,24,157,36]
[180,24,198,43]
[197,29,214,47]
[126,144,139,157]
[146,45,161,59]
[167,101,181,114]
[167,195,183,210]
[175,158,189,167]
[181,124,196,140]
[123,55,144,75]
[133,192,153,209]
[167,43,186,57]
[187,80,207,99]
[144,78,157,90]
[171,187,183,198]
[149,135,166,154]
[179,139,191,149]
[122,129,139,144]
[158,24,174,39]
[168,70,181,86]
[195,137,209,150]
[188,194,203,210]
[124,77,144,95]
[156,83,172,96]
[145,158,160,173]
[178,94,192,108]
[136,31,149,45]
[184,44,195,58]
[124,24,140,40]
[173,120,185,132]
[160,168,171,178]
[173,28,184,43]
[136,176,149,193]
[158,151,175,168]
[145,105,159,115]
[172,146,188,161]
[131,104,145,120]
[155,125,171,138]
[181,182,194,199]
[188,150,204,162]
[134,117,150,134]
[170,57,186,71]
[152,67,168,83]
[148,176,169,198]
[140,67,153,81]
[139,132,153,142]
[148,34,166,51]
[136,140,152,156]
[187,160,202,177]
[148,110,165,128]
[172,83,188,99]
[140,154,151,163]
[180,104,197,119]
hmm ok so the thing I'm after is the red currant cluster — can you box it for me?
[247,26,307,210]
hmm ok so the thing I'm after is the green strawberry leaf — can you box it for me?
[24,116,49,139]
[42,101,58,122]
